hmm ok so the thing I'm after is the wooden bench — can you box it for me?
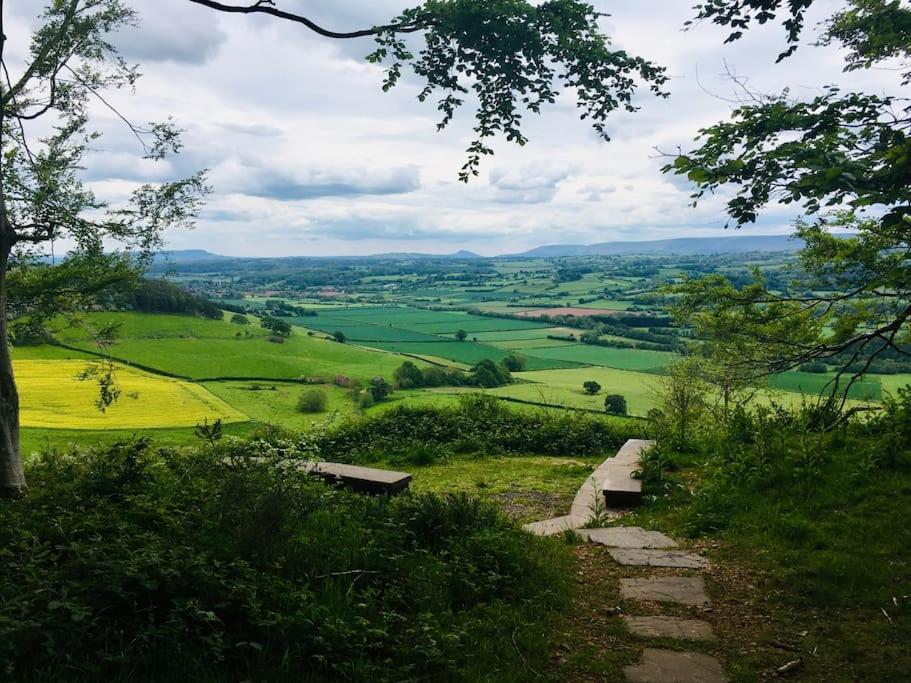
[601,439,652,507]
[226,457,412,495]
[302,461,412,495]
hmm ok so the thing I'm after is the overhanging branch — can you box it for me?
[185,0,429,39]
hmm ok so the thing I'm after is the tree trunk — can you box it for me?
[0,240,25,496]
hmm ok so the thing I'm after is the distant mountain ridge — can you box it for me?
[512,234,804,257]
[151,234,818,263]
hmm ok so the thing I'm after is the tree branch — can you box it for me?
[185,0,429,39]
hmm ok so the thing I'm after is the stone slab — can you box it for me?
[576,526,678,549]
[602,463,642,507]
[623,616,716,642]
[522,515,584,536]
[609,549,709,569]
[569,439,655,518]
[620,577,709,606]
[612,439,655,466]
[624,648,727,683]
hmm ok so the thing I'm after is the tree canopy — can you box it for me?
[666,0,911,399]
[189,0,668,180]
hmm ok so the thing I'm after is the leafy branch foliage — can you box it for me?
[665,0,911,397]
[196,0,669,181]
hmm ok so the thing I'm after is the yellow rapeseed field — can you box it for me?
[15,360,249,429]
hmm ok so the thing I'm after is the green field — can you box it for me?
[508,367,659,415]
[53,312,420,381]
[521,344,675,371]
[364,340,580,369]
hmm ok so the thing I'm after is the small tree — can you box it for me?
[583,381,601,395]
[332,330,347,343]
[261,315,292,336]
[604,394,627,415]
[230,313,249,325]
[0,0,208,494]
[394,361,425,389]
[471,359,512,388]
[297,388,328,414]
[653,358,708,449]
[454,329,468,342]
[369,377,393,402]
[501,353,526,372]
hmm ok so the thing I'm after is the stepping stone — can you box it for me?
[577,526,677,549]
[620,577,709,606]
[624,648,727,683]
[623,616,716,641]
[609,549,709,569]
[522,515,583,536]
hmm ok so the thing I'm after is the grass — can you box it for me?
[202,381,358,429]
[879,373,911,396]
[364,339,580,369]
[16,360,248,429]
[509,367,659,416]
[522,344,675,371]
[770,371,883,401]
[365,454,602,524]
[54,312,418,381]
[21,422,257,455]
[468,326,579,342]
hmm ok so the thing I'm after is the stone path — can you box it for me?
[523,439,654,536]
[524,441,728,682]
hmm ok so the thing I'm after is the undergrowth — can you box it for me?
[0,437,570,681]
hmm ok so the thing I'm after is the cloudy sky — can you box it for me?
[7,1,895,256]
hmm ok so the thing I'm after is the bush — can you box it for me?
[471,358,512,388]
[394,360,425,389]
[454,329,467,341]
[369,376,393,401]
[0,440,570,680]
[501,353,527,372]
[583,380,601,395]
[604,394,627,415]
[297,388,328,413]
[331,330,347,343]
[261,315,292,336]
[312,393,640,461]
[230,313,249,325]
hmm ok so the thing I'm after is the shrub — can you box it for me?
[369,376,393,401]
[297,388,328,413]
[501,353,527,372]
[0,440,570,680]
[604,394,627,415]
[471,358,512,387]
[394,360,425,389]
[583,380,601,395]
[454,329,467,341]
[332,330,347,343]
[261,315,292,336]
[230,313,249,325]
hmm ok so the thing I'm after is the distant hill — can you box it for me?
[514,234,805,257]
[152,249,231,264]
[367,249,484,259]
[148,235,819,262]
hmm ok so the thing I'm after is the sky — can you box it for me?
[6,1,897,257]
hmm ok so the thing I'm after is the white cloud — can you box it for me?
[9,0,890,256]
